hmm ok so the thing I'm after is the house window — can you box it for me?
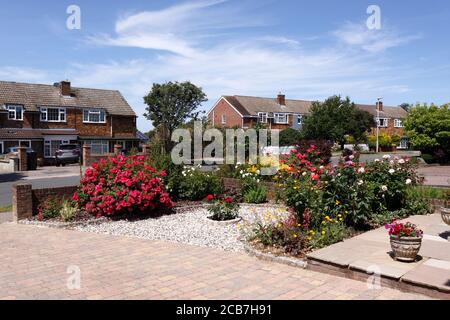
[296,114,303,125]
[44,140,61,158]
[377,118,388,128]
[40,107,66,122]
[221,114,226,124]
[258,112,268,123]
[83,109,106,123]
[0,141,3,154]
[274,113,288,124]
[7,105,23,120]
[85,140,109,155]
[394,119,404,128]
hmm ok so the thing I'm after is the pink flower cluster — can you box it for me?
[72,155,173,217]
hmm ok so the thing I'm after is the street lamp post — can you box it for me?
[376,97,382,153]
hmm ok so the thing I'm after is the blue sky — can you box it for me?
[0,0,449,132]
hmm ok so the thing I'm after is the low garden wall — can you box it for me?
[12,183,78,222]
[0,158,17,173]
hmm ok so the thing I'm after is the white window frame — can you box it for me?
[258,112,268,123]
[296,114,303,125]
[274,113,288,124]
[0,141,4,154]
[85,140,109,155]
[376,118,388,128]
[83,109,106,123]
[221,114,226,124]
[394,119,404,128]
[7,105,23,121]
[40,107,66,122]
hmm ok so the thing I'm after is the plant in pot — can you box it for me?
[440,206,450,226]
[206,194,241,223]
[385,221,423,262]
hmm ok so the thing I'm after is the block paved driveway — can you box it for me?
[0,224,430,300]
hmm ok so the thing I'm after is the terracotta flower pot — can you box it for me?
[390,235,422,262]
[440,207,450,226]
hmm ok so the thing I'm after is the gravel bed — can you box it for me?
[74,205,288,252]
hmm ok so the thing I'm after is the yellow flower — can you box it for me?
[293,234,298,238]
[335,200,340,205]
[307,236,312,241]
[297,223,302,227]
[339,218,343,221]
[322,221,326,225]
[325,216,331,221]
[322,231,326,235]
[338,214,342,217]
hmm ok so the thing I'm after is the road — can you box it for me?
[0,166,81,207]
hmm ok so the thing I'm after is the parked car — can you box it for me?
[55,144,81,166]
[6,147,35,158]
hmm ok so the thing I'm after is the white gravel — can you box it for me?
[74,205,288,252]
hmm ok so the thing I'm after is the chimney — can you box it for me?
[376,101,383,112]
[277,92,286,106]
[60,80,71,96]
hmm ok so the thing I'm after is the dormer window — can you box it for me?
[40,107,66,122]
[7,105,23,121]
[83,109,106,123]
[258,112,268,123]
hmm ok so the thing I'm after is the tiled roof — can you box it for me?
[0,128,78,139]
[221,95,407,119]
[0,81,136,116]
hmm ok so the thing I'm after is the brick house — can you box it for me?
[0,80,142,160]
[207,94,409,148]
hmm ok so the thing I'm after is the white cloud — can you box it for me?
[333,21,421,53]
[0,67,51,83]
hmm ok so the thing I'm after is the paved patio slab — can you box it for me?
[307,214,450,298]
[0,223,429,300]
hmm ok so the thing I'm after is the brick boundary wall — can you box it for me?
[12,184,78,222]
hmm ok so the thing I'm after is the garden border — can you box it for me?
[17,217,108,229]
[243,243,308,269]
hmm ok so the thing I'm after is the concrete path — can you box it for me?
[307,214,450,298]
[0,224,429,300]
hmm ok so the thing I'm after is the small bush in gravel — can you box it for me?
[37,197,63,221]
[206,194,240,221]
[73,155,173,217]
[179,166,223,200]
[60,200,78,222]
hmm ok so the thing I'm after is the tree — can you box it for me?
[404,104,450,162]
[279,128,302,146]
[302,95,375,147]
[400,103,412,112]
[143,81,207,154]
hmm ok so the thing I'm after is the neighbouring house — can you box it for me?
[207,94,409,149]
[0,80,144,161]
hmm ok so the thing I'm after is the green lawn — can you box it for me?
[0,205,12,213]
[414,186,450,200]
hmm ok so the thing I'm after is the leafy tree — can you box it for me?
[279,128,302,146]
[143,81,207,154]
[302,96,375,147]
[400,103,412,112]
[404,104,450,161]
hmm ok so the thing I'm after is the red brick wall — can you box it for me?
[208,99,243,128]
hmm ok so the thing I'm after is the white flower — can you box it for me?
[406,179,412,185]
[381,185,388,192]
[389,169,395,174]
[349,155,355,160]
[389,160,394,165]
[256,170,261,175]
[398,159,405,164]
[383,155,391,160]
[302,172,307,176]
[374,159,380,162]
[319,166,324,170]
[256,179,260,183]
[357,180,364,186]
[358,167,365,173]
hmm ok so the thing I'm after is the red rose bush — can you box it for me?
[73,155,173,217]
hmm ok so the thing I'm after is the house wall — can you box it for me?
[369,120,406,137]
[208,99,243,128]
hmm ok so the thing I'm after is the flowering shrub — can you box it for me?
[37,197,64,221]
[73,155,173,217]
[179,166,223,200]
[206,194,240,221]
[385,221,423,238]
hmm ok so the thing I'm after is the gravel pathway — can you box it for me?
[74,205,288,252]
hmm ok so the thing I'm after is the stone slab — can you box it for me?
[420,238,450,261]
[402,259,450,293]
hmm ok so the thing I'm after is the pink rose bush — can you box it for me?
[73,155,173,217]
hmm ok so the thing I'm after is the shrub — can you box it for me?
[73,155,173,217]
[243,185,267,204]
[179,166,223,200]
[206,194,240,221]
[60,200,78,222]
[309,216,349,249]
[296,140,333,164]
[421,153,435,164]
[37,197,63,221]
[280,128,302,146]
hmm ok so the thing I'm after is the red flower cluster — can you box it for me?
[205,194,233,203]
[385,221,423,238]
[72,155,173,217]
